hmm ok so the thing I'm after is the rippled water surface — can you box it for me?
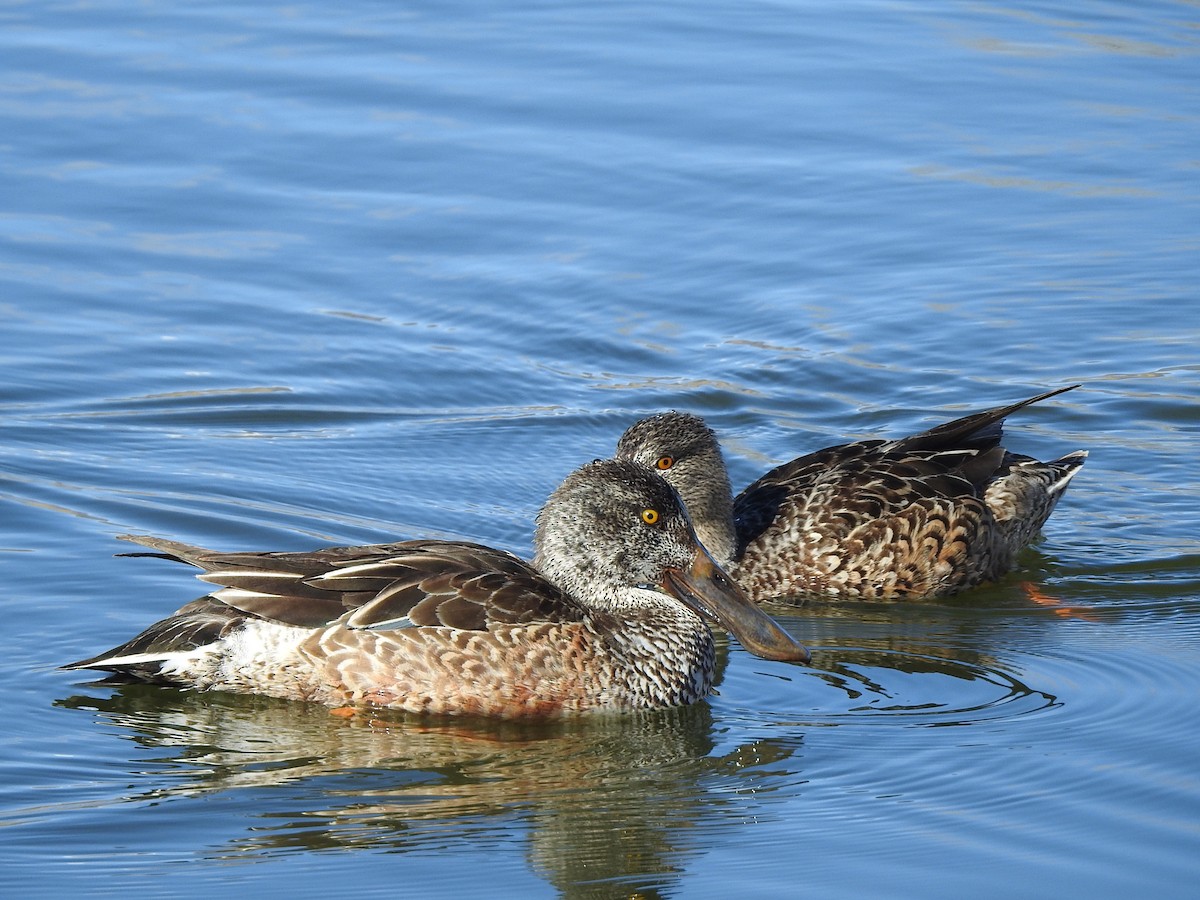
[2,2,1198,898]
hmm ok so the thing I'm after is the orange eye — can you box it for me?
[656,455,674,470]
[641,508,661,525]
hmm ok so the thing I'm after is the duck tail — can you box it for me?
[987,449,1088,553]
[61,596,237,681]
[899,384,1081,453]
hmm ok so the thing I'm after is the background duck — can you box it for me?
[64,459,809,718]
[616,386,1087,603]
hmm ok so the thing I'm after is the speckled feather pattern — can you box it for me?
[155,611,713,716]
[733,475,980,600]
[300,612,713,715]
[65,459,801,717]
[616,387,1087,603]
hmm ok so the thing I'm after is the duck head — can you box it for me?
[534,458,808,664]
[616,411,739,566]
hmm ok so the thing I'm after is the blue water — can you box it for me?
[2,1,1199,897]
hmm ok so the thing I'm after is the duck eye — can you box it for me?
[641,508,661,525]
[656,455,674,470]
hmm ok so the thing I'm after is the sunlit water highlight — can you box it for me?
[2,1,1199,898]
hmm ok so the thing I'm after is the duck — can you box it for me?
[64,459,810,718]
[615,386,1087,603]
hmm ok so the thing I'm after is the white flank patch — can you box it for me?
[223,619,311,671]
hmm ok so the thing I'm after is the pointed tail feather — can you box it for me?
[114,534,220,568]
[897,384,1081,453]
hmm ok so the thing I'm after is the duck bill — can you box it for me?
[662,550,810,663]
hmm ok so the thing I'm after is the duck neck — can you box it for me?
[681,455,738,567]
[597,588,717,707]
[528,556,719,707]
[692,498,737,567]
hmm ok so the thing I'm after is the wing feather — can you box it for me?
[114,534,580,633]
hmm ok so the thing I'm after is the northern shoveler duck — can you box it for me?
[615,386,1087,603]
[64,459,810,718]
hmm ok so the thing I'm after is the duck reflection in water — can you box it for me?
[56,682,806,899]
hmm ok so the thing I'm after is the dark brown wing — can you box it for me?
[115,534,583,632]
[732,443,999,556]
[310,541,582,631]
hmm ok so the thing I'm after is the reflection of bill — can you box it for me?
[766,604,1061,729]
[56,683,806,897]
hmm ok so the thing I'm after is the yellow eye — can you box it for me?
[656,455,674,470]
[641,508,661,525]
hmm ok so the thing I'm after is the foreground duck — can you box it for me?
[65,459,810,717]
[616,386,1087,603]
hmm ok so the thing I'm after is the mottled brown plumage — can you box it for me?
[64,459,808,717]
[616,386,1087,603]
